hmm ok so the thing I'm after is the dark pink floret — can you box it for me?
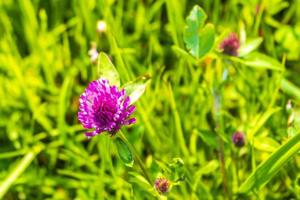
[232,131,245,147]
[78,78,136,138]
[155,177,170,194]
[220,33,240,56]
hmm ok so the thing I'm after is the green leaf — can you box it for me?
[239,133,300,193]
[248,107,281,141]
[197,129,217,148]
[268,1,289,15]
[239,37,263,57]
[254,136,280,152]
[123,75,151,104]
[171,45,197,63]
[281,79,300,101]
[198,160,219,175]
[198,24,215,58]
[230,52,283,71]
[129,171,153,192]
[154,160,172,173]
[115,137,133,165]
[97,52,120,87]
[183,5,207,58]
[0,144,44,199]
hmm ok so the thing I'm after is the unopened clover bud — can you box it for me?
[154,177,170,194]
[220,32,240,56]
[255,4,261,15]
[97,20,107,33]
[232,131,245,148]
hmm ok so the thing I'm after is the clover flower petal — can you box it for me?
[78,78,136,138]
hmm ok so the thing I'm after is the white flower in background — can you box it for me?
[286,100,292,111]
[88,43,99,64]
[97,20,107,33]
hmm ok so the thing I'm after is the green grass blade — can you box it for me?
[248,107,281,140]
[281,78,300,100]
[230,52,284,71]
[238,37,263,57]
[167,83,189,157]
[239,133,300,193]
[58,70,75,135]
[0,144,43,199]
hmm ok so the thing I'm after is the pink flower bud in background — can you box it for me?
[219,33,240,56]
[256,4,261,15]
[154,177,170,194]
[232,131,245,147]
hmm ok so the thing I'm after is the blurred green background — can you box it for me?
[1,0,300,199]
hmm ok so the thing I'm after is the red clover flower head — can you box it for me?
[154,177,170,194]
[220,32,240,56]
[78,78,136,138]
[232,131,245,147]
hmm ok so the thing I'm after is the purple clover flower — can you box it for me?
[154,177,170,194]
[78,78,136,138]
[232,131,245,147]
[220,33,240,56]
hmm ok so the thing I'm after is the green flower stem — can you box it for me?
[167,83,189,157]
[212,61,231,199]
[119,131,152,184]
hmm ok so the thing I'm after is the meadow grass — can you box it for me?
[0,0,300,199]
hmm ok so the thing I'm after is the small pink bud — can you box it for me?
[232,131,245,147]
[219,33,240,56]
[154,177,170,194]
